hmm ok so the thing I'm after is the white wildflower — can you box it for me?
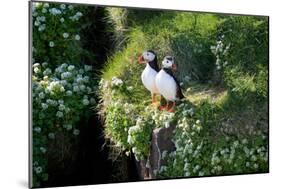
[56,111,63,118]
[127,86,133,91]
[33,62,40,67]
[127,135,133,145]
[83,76,90,83]
[43,68,52,76]
[40,147,47,153]
[242,139,248,144]
[35,166,42,174]
[251,155,257,162]
[111,76,123,86]
[74,34,80,41]
[67,65,75,71]
[82,98,89,106]
[38,24,46,32]
[34,127,41,133]
[63,124,72,130]
[79,85,86,91]
[73,129,80,135]
[79,69,85,74]
[49,8,61,15]
[73,85,80,92]
[34,67,40,74]
[58,104,65,111]
[198,171,205,176]
[60,4,66,9]
[34,20,40,26]
[84,65,93,71]
[41,102,48,110]
[43,3,49,8]
[164,121,170,128]
[38,92,45,99]
[63,32,69,38]
[38,16,45,22]
[42,8,47,13]
[233,140,239,148]
[76,12,83,17]
[66,90,73,96]
[253,163,259,169]
[61,72,72,79]
[49,41,55,47]
[161,150,168,159]
[48,133,55,139]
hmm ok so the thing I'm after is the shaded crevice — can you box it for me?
[41,7,139,187]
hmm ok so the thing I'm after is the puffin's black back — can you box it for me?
[147,50,159,72]
[163,68,185,99]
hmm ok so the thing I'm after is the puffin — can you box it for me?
[138,50,161,105]
[155,56,184,112]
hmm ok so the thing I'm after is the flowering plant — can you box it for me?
[32,2,85,68]
[32,62,95,186]
[31,2,94,187]
[156,102,268,178]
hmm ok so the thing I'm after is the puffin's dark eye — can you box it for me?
[166,61,169,63]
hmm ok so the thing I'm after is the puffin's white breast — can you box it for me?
[141,64,159,94]
[155,70,177,101]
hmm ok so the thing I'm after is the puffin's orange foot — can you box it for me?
[159,105,167,111]
[167,102,176,113]
[167,108,175,113]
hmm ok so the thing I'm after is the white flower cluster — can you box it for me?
[75,34,81,41]
[111,76,123,87]
[210,36,231,70]
[32,2,84,37]
[33,161,43,175]
[33,62,95,123]
[163,127,268,177]
[146,106,175,128]
[69,11,83,21]
[63,32,69,38]
[34,15,46,32]
[127,125,141,145]
[35,166,43,174]
[60,4,66,10]
[49,7,62,15]
[178,103,194,117]
[34,127,42,133]
[49,41,55,47]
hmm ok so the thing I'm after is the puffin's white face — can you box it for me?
[162,56,174,68]
[142,51,156,62]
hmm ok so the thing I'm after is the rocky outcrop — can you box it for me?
[135,124,176,179]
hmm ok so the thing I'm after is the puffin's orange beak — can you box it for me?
[138,55,145,64]
[172,63,177,71]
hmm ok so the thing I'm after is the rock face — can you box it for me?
[135,124,176,179]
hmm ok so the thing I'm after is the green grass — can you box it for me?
[184,84,228,106]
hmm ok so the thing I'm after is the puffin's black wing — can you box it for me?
[163,69,185,99]
[148,58,160,72]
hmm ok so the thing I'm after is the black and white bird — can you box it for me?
[138,50,161,105]
[155,56,184,112]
